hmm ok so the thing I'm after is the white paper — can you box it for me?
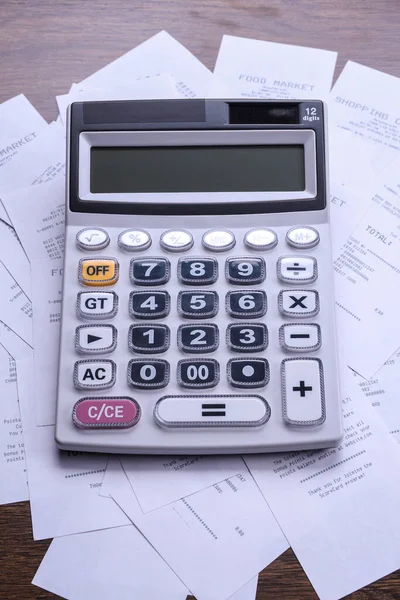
[330,61,400,174]
[4,177,65,262]
[119,453,244,512]
[32,526,188,600]
[79,31,211,98]
[16,359,128,540]
[30,258,63,426]
[0,320,33,361]
[211,35,337,100]
[57,75,179,124]
[105,459,288,600]
[0,220,31,297]
[0,262,32,346]
[352,346,400,442]
[0,348,28,504]
[334,160,400,377]
[246,367,400,600]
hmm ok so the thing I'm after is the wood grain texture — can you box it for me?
[0,0,400,597]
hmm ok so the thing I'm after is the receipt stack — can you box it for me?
[1,30,400,600]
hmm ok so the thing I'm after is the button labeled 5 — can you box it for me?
[79,258,119,286]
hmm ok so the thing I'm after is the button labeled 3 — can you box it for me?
[77,291,118,319]
[277,256,317,284]
[73,360,116,390]
[75,325,117,354]
[79,258,119,286]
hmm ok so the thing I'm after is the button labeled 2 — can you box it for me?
[73,360,116,390]
[79,258,119,286]
[73,397,141,429]
[129,324,170,354]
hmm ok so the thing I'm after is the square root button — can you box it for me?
[281,358,325,426]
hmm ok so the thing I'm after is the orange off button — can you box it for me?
[79,258,119,287]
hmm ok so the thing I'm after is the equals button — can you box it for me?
[202,403,226,417]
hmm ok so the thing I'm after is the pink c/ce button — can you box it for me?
[72,397,141,429]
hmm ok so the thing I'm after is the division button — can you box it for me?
[72,397,141,429]
[130,257,170,285]
[153,394,271,428]
[244,228,278,251]
[226,290,267,319]
[178,257,218,285]
[77,291,118,320]
[279,323,321,352]
[75,324,117,354]
[277,256,317,284]
[128,359,170,389]
[177,323,219,353]
[278,289,319,318]
[286,226,320,249]
[202,229,235,252]
[118,229,152,252]
[227,358,270,388]
[73,359,116,390]
[177,359,219,389]
[227,323,268,352]
[79,257,119,287]
[178,290,218,319]
[129,291,170,320]
[129,324,170,354]
[226,257,266,285]
[76,228,110,251]
[160,229,194,252]
[281,357,326,426]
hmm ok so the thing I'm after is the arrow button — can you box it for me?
[76,325,117,355]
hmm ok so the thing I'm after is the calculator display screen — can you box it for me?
[90,145,305,194]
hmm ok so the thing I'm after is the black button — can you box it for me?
[129,291,170,319]
[178,257,218,285]
[129,324,170,354]
[178,324,219,353]
[226,290,267,318]
[130,257,170,285]
[226,257,266,285]
[178,291,218,319]
[227,358,270,388]
[128,359,170,389]
[227,323,268,352]
[178,359,219,389]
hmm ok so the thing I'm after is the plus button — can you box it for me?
[292,380,313,397]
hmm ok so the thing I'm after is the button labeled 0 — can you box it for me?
[72,397,141,429]
[79,258,119,287]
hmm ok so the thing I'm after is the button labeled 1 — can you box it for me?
[73,397,141,429]
[77,291,118,320]
[282,358,325,426]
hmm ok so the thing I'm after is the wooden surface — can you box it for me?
[0,1,400,598]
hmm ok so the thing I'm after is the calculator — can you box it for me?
[55,98,342,454]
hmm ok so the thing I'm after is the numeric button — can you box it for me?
[178,257,218,285]
[227,323,268,352]
[226,290,267,319]
[178,324,219,353]
[226,257,266,285]
[129,291,170,319]
[177,359,219,389]
[178,291,218,319]
[128,359,170,389]
[129,324,170,354]
[278,290,319,318]
[227,358,270,388]
[130,257,170,286]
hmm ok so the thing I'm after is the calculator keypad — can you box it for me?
[68,224,332,446]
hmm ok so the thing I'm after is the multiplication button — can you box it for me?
[77,291,118,320]
[278,290,319,318]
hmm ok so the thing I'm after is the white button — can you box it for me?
[286,226,320,249]
[277,256,317,283]
[279,323,321,351]
[244,228,278,250]
[118,229,151,252]
[73,360,116,390]
[282,358,325,426]
[75,325,117,354]
[202,229,235,252]
[154,395,270,428]
[76,228,109,250]
[278,290,319,317]
[160,229,193,252]
[77,291,118,320]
